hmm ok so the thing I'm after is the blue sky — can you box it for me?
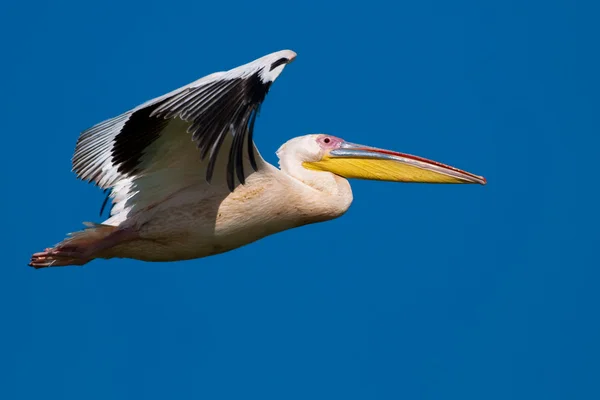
[1,0,598,399]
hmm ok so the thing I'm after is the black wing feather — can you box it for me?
[152,70,272,190]
[72,53,289,197]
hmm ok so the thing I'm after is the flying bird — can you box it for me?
[29,50,486,268]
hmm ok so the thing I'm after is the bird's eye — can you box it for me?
[318,135,341,148]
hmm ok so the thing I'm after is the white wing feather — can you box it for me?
[70,49,295,223]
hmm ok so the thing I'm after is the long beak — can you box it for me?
[304,142,486,185]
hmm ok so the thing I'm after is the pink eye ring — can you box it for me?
[317,135,343,148]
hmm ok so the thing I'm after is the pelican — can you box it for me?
[29,50,486,269]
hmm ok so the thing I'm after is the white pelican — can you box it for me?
[29,50,486,268]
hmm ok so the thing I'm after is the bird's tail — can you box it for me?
[29,223,118,269]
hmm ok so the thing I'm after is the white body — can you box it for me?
[102,160,352,261]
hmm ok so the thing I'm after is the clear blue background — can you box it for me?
[1,0,598,399]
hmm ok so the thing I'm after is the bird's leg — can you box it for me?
[55,228,138,258]
[29,226,139,268]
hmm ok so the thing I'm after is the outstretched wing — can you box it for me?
[72,49,296,193]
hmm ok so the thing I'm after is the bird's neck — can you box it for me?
[278,158,353,220]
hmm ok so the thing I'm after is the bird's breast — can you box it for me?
[124,173,322,261]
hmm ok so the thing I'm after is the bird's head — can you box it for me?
[277,134,486,185]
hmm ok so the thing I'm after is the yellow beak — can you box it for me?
[303,142,486,185]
